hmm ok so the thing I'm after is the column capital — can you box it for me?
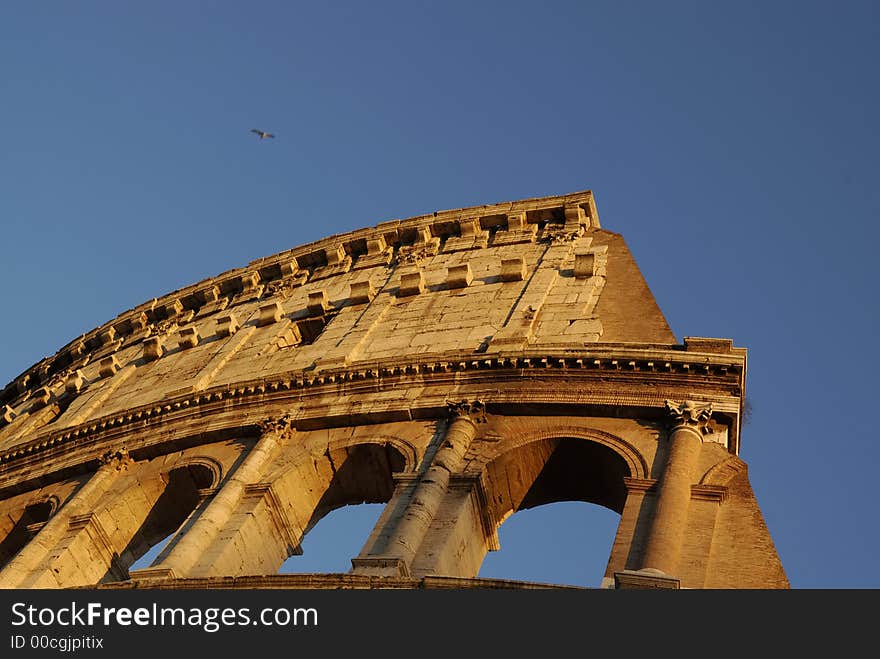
[446,399,486,424]
[98,449,132,471]
[258,413,294,438]
[664,399,713,436]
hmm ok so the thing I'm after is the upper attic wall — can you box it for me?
[0,190,678,434]
[590,230,675,344]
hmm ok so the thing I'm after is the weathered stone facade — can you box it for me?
[0,190,787,589]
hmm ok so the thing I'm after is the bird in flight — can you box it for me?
[250,129,275,139]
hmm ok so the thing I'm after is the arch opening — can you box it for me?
[0,499,56,571]
[276,442,406,574]
[476,437,630,587]
[110,462,215,580]
[478,501,620,587]
[279,503,387,574]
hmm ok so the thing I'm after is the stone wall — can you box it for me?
[0,191,787,589]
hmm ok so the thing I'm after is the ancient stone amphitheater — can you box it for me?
[0,191,787,589]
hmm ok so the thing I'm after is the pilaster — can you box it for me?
[351,400,485,577]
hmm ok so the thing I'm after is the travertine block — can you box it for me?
[65,370,86,394]
[160,299,184,319]
[575,251,597,279]
[507,212,527,231]
[240,272,261,292]
[398,270,425,297]
[307,291,331,316]
[564,202,588,230]
[216,312,240,337]
[492,212,538,246]
[1,404,17,425]
[198,284,220,304]
[29,387,51,408]
[279,259,299,278]
[98,327,116,346]
[444,219,488,252]
[100,356,121,377]
[258,302,283,327]
[325,244,346,266]
[564,319,603,335]
[446,264,473,289]
[349,280,376,305]
[501,257,527,282]
[143,337,164,362]
[178,326,200,349]
[367,235,387,254]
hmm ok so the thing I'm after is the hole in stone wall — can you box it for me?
[127,531,175,572]
[478,501,620,588]
[296,316,333,345]
[0,500,55,571]
[106,463,214,580]
[278,503,386,574]
[476,437,630,587]
[276,443,405,574]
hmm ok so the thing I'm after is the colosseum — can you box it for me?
[0,190,787,589]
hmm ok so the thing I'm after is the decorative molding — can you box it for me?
[258,414,294,438]
[349,557,409,576]
[349,280,376,305]
[67,512,128,582]
[98,449,132,471]
[449,473,500,551]
[0,348,743,468]
[242,482,302,555]
[391,473,421,487]
[500,257,527,282]
[446,399,486,424]
[258,302,282,327]
[623,477,658,493]
[398,270,425,297]
[127,566,177,580]
[446,264,473,289]
[665,399,714,436]
[614,569,680,589]
[690,484,728,503]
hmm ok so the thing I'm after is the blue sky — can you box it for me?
[2,1,878,588]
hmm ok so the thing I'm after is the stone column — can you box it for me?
[639,399,713,577]
[139,416,291,579]
[0,450,132,588]
[352,400,484,576]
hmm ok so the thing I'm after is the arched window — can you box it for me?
[0,498,56,571]
[108,462,215,580]
[276,443,406,574]
[279,503,386,573]
[479,501,620,586]
[476,437,630,587]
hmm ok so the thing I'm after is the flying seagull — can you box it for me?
[250,129,275,139]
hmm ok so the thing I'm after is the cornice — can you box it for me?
[0,344,745,478]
